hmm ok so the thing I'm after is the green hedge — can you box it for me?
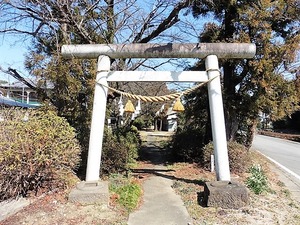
[101,126,140,175]
[0,108,81,201]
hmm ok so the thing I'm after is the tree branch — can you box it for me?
[138,0,190,43]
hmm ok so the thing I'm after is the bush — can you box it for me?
[171,128,205,162]
[120,126,140,167]
[132,117,145,130]
[246,164,269,194]
[201,141,251,174]
[101,126,140,175]
[0,108,81,201]
[132,116,152,130]
[101,129,129,175]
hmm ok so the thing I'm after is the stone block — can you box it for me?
[204,181,248,209]
[69,181,109,206]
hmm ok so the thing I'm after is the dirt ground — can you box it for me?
[1,131,300,225]
[169,154,300,225]
[0,189,128,225]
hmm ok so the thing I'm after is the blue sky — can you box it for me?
[0,35,30,82]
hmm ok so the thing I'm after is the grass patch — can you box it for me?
[109,174,142,213]
[246,164,270,194]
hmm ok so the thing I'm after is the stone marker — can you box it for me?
[204,181,248,209]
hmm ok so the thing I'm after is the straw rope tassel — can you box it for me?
[173,97,184,112]
[124,99,135,113]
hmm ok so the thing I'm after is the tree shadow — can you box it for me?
[131,167,206,186]
[135,144,205,183]
[135,142,209,207]
[138,144,173,166]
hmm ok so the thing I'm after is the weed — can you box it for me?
[171,180,182,189]
[117,182,141,212]
[109,174,142,213]
[288,202,299,209]
[246,164,269,194]
[294,214,300,220]
[159,140,170,149]
[277,180,285,187]
[282,189,291,197]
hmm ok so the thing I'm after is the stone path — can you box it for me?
[128,174,192,225]
[128,133,192,225]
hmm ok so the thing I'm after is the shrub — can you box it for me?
[246,164,269,194]
[132,117,145,130]
[101,129,128,175]
[0,108,81,201]
[171,128,205,162]
[201,141,251,174]
[101,126,140,175]
[132,116,152,130]
[120,126,140,167]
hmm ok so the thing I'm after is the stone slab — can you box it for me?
[68,181,109,206]
[204,181,248,209]
[0,198,31,222]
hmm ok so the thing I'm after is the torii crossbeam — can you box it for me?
[61,43,256,182]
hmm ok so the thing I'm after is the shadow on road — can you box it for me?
[138,144,171,165]
[134,142,206,186]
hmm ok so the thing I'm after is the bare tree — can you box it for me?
[0,0,201,74]
[0,0,199,150]
[0,1,197,45]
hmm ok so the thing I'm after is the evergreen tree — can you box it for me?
[187,0,300,147]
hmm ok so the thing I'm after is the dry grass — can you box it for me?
[1,184,128,225]
[170,150,300,225]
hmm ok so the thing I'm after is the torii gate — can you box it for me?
[61,43,256,183]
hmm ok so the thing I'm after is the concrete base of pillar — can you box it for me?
[204,181,248,209]
[69,181,109,206]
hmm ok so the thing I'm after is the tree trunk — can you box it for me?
[245,119,258,149]
[159,118,163,131]
[222,4,239,141]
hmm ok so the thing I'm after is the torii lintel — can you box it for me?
[61,43,256,59]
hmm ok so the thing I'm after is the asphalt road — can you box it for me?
[252,134,300,179]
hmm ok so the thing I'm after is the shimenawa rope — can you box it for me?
[96,70,220,103]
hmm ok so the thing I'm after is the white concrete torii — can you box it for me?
[61,43,256,182]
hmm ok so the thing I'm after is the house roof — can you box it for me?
[0,95,37,108]
[0,79,54,90]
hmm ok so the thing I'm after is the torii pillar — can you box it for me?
[62,43,256,206]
